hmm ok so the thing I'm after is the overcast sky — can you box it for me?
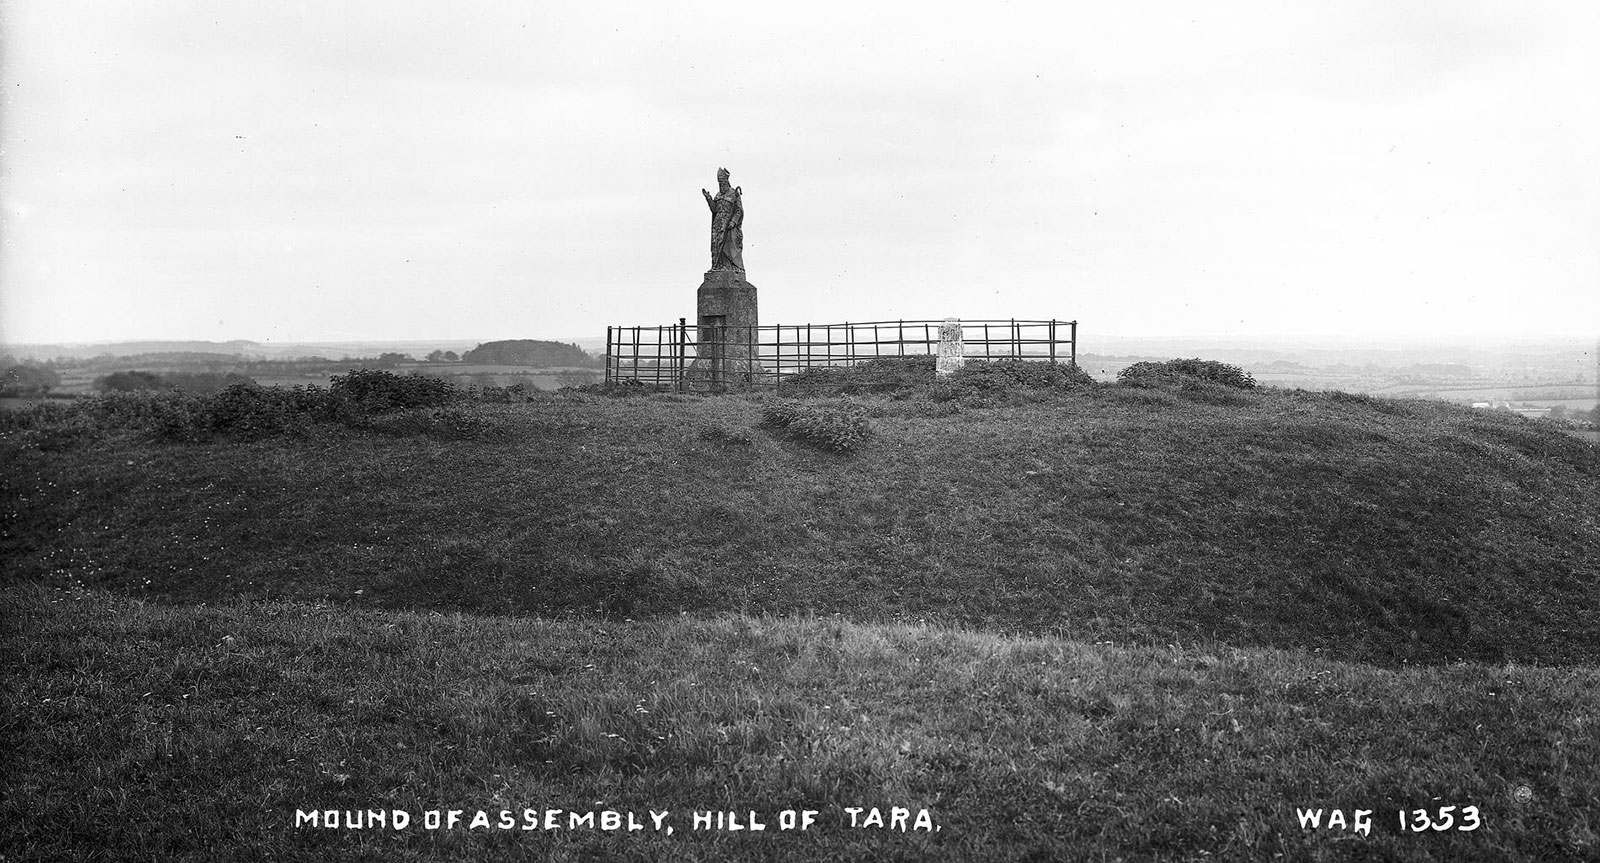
[2,1,1596,345]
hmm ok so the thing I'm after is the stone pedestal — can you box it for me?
[687,269,763,391]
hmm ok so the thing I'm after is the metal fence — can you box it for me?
[605,318,1077,393]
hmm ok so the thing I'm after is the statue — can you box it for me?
[701,167,744,272]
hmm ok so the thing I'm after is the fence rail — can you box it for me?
[605,318,1076,393]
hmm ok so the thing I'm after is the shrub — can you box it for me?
[759,401,803,429]
[93,370,171,392]
[204,383,332,438]
[780,356,937,396]
[946,359,1095,390]
[82,390,214,441]
[759,400,871,453]
[328,369,457,413]
[928,359,1096,405]
[1117,358,1257,390]
[1,364,60,396]
[0,375,484,444]
[0,400,77,433]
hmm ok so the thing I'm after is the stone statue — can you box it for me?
[701,167,744,272]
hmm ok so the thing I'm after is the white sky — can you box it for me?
[2,0,1596,344]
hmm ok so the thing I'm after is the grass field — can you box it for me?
[3,371,1598,861]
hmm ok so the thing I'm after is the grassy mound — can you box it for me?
[777,356,1096,403]
[3,385,1597,666]
[4,587,1595,862]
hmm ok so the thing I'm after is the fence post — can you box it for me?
[1070,320,1078,366]
[677,318,687,393]
[605,326,613,385]
[1049,320,1058,363]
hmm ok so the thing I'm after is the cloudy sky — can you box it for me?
[2,1,1595,345]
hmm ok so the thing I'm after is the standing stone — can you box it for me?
[936,318,965,375]
[688,168,760,391]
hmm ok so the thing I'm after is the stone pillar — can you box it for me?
[936,318,965,376]
[687,269,761,391]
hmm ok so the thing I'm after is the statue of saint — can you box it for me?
[701,167,744,272]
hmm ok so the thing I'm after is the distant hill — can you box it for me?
[3,340,274,360]
[460,339,598,367]
[2,337,605,362]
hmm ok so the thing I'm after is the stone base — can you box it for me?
[696,269,758,323]
[689,270,763,392]
[685,358,768,392]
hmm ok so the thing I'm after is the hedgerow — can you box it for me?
[0,371,477,446]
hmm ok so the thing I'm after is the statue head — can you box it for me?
[716,167,731,190]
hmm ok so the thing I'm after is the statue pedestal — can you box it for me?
[688,269,763,391]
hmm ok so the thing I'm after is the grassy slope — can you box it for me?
[4,586,1596,862]
[4,385,1600,860]
[4,387,1598,666]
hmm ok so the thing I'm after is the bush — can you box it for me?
[0,374,488,445]
[780,356,937,396]
[779,357,1093,401]
[81,390,214,440]
[946,359,1095,391]
[759,400,872,453]
[203,383,332,438]
[93,370,171,393]
[0,400,77,433]
[1,364,60,396]
[928,359,1097,405]
[328,369,457,413]
[1116,358,1257,390]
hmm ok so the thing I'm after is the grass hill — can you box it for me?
[5,376,1597,667]
[460,339,599,367]
[3,364,1598,860]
